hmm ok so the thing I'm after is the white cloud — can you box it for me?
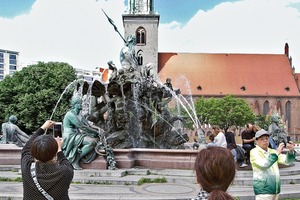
[159,0,300,71]
[1,0,300,72]
[0,0,125,70]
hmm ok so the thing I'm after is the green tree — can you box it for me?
[0,62,76,133]
[255,114,271,130]
[195,95,255,132]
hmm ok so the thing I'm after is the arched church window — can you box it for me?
[137,49,143,66]
[263,100,270,115]
[285,101,291,129]
[277,100,282,115]
[136,27,146,45]
[254,100,260,115]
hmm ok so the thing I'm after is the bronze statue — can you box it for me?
[268,115,288,149]
[120,35,139,72]
[62,97,101,170]
[1,115,29,147]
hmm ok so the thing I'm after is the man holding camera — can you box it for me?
[250,129,296,200]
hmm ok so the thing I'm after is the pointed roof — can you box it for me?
[158,53,300,97]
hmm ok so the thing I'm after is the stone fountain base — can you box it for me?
[0,144,200,170]
[82,147,199,170]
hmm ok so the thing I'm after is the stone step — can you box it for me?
[1,166,300,187]
[228,184,300,200]
[1,164,299,176]
[2,164,299,177]
[71,174,300,186]
[233,175,300,186]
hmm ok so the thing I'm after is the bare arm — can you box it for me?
[243,137,255,144]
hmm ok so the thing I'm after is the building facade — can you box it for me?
[0,49,20,80]
[122,0,300,140]
[122,0,159,78]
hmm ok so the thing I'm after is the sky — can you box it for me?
[0,0,300,72]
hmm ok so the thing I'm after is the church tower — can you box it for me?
[122,0,160,77]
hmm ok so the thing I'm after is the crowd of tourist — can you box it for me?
[0,116,297,200]
[194,122,296,200]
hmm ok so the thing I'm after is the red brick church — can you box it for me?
[158,44,300,140]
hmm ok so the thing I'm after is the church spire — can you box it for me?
[128,0,154,14]
[123,0,159,79]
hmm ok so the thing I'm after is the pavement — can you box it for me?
[0,162,300,200]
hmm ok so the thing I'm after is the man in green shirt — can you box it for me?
[250,129,296,200]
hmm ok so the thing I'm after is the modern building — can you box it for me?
[122,0,300,139]
[75,67,109,83]
[0,49,20,80]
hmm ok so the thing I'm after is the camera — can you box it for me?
[53,122,62,138]
[284,136,291,148]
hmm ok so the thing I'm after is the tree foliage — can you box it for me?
[0,62,76,133]
[255,114,272,130]
[194,95,255,132]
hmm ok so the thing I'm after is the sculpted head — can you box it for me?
[126,35,136,46]
[71,96,82,111]
[271,115,279,123]
[8,115,17,123]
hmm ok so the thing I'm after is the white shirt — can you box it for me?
[214,132,227,148]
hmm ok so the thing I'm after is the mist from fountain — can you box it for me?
[150,80,206,148]
[50,79,82,120]
[127,98,191,148]
[173,75,206,143]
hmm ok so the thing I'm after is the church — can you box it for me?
[122,0,300,139]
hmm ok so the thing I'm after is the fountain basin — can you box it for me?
[81,148,199,170]
[0,144,199,170]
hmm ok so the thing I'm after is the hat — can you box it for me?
[255,129,269,139]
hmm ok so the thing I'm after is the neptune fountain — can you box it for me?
[69,36,188,150]
[53,11,205,170]
[55,34,202,169]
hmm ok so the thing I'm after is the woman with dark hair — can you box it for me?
[206,133,216,147]
[21,120,74,200]
[193,146,236,200]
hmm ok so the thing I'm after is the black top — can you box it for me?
[21,128,74,200]
[225,131,236,150]
[241,129,255,147]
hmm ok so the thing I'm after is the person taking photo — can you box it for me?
[21,120,74,200]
